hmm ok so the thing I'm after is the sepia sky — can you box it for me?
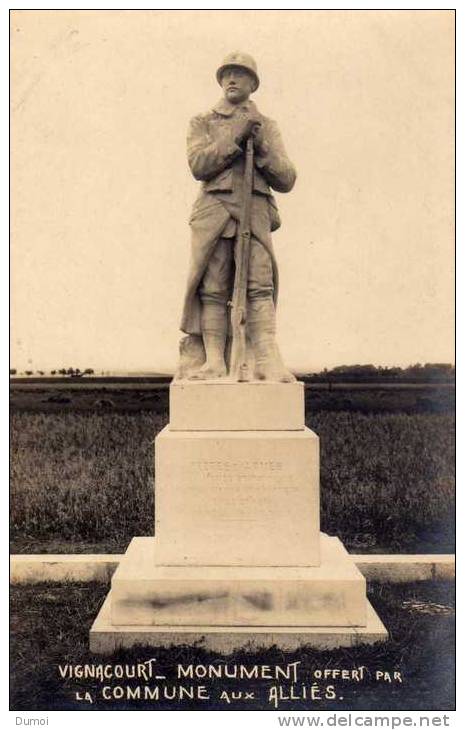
[10,10,454,373]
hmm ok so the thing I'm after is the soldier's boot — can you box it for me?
[189,303,227,380]
[248,297,295,383]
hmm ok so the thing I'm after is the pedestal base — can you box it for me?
[90,594,387,654]
[89,535,388,653]
[111,536,366,627]
[89,379,389,654]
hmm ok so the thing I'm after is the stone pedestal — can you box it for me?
[170,380,305,431]
[155,426,320,566]
[90,380,388,653]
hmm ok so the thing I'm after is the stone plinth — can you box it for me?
[170,380,305,431]
[154,426,320,567]
[111,535,366,627]
[89,377,389,653]
[90,595,387,654]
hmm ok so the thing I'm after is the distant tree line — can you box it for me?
[303,363,455,383]
[10,363,455,383]
[10,368,94,378]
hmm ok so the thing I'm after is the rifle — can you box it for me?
[229,134,255,381]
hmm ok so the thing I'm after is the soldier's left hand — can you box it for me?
[251,123,266,154]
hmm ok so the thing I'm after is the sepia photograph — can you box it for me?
[10,9,455,713]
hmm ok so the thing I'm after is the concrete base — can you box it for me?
[170,380,305,431]
[111,534,366,626]
[90,593,388,655]
[111,535,366,627]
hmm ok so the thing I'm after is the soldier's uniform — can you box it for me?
[180,53,296,379]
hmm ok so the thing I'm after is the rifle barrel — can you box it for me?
[229,136,255,381]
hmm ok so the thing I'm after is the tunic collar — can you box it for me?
[213,97,259,117]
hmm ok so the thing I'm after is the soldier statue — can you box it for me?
[179,52,297,382]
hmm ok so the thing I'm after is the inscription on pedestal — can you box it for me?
[155,427,320,567]
[190,460,299,524]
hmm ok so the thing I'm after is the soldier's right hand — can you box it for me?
[234,117,262,147]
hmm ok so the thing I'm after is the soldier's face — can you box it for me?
[220,67,255,104]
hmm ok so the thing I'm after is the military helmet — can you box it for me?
[216,52,260,91]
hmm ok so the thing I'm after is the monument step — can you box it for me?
[110,535,366,628]
[91,593,388,654]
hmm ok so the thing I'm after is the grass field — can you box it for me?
[10,580,455,711]
[10,382,454,415]
[10,386,455,554]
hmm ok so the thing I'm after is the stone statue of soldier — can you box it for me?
[178,52,297,382]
